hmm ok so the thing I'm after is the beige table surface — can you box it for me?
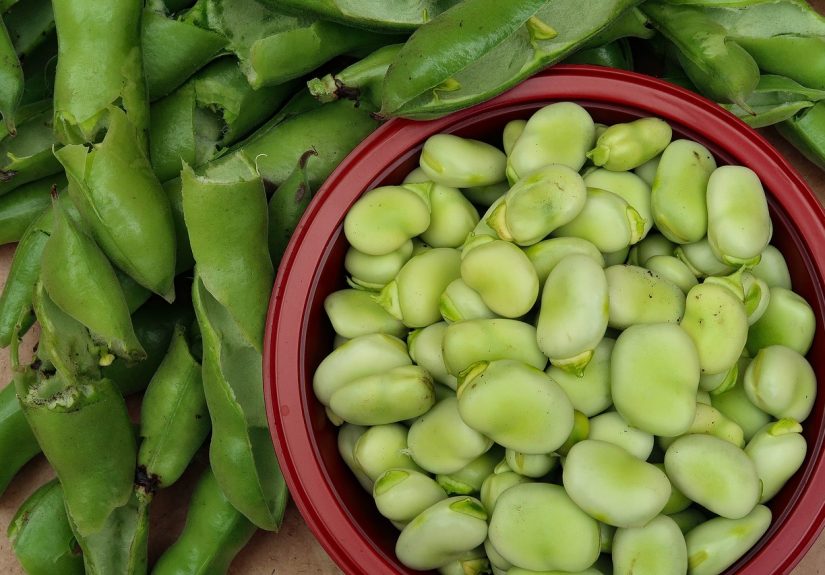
[5,19,825,575]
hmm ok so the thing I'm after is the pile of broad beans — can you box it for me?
[0,0,823,574]
[317,103,818,575]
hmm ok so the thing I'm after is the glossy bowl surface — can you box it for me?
[264,65,825,575]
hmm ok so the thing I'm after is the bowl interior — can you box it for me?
[267,67,825,575]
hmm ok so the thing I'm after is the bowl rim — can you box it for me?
[264,64,825,575]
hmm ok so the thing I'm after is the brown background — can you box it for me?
[4,10,825,575]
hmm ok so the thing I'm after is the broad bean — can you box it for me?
[438,447,504,494]
[439,279,495,324]
[563,440,671,528]
[744,344,816,421]
[553,188,645,253]
[680,283,748,375]
[746,286,815,356]
[420,134,507,188]
[396,497,488,571]
[587,117,672,171]
[588,411,654,460]
[612,515,687,575]
[746,419,807,503]
[546,337,614,417]
[605,264,685,329]
[457,360,574,454]
[665,434,760,519]
[685,506,771,575]
[379,247,462,328]
[460,239,538,318]
[611,323,700,437]
[524,237,604,285]
[536,254,609,374]
[506,102,595,181]
[344,184,431,256]
[373,469,448,524]
[488,483,600,572]
[324,289,407,340]
[407,397,493,475]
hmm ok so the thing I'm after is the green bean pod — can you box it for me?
[182,165,273,351]
[40,198,145,361]
[138,325,209,491]
[746,286,815,356]
[744,345,816,422]
[186,0,392,89]
[651,139,716,244]
[407,397,493,475]
[308,43,403,108]
[14,367,136,537]
[56,107,177,300]
[70,488,150,575]
[207,96,380,190]
[141,8,227,101]
[354,423,424,481]
[151,59,298,182]
[611,323,700,437]
[680,283,748,376]
[7,479,83,575]
[0,205,52,347]
[506,102,596,180]
[489,163,586,245]
[193,269,287,531]
[152,468,258,575]
[379,0,639,119]
[665,434,760,520]
[489,483,600,573]
[587,117,672,172]
[685,505,771,575]
[0,18,22,134]
[268,149,317,269]
[746,419,807,503]
[722,75,825,129]
[778,100,825,170]
[458,360,574,455]
[537,254,609,374]
[52,0,148,147]
[257,0,452,32]
[4,0,55,63]
[642,2,759,109]
[605,264,685,329]
[553,188,645,253]
[0,102,62,196]
[460,239,538,318]
[688,1,825,91]
[0,174,65,245]
[0,382,40,496]
[564,39,633,70]
[547,337,614,417]
[588,411,653,460]
[396,497,488,571]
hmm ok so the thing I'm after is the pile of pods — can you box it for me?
[315,102,818,575]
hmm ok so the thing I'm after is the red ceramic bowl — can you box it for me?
[264,65,825,575]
